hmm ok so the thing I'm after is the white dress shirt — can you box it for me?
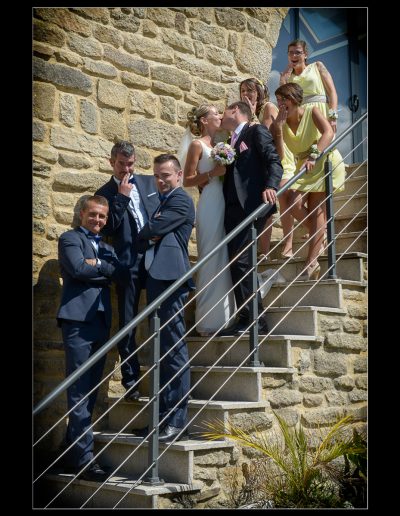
[113,175,148,232]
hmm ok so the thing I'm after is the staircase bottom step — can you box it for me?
[36,472,201,509]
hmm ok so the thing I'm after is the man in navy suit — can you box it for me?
[221,101,283,336]
[57,195,131,480]
[96,141,159,401]
[132,154,195,443]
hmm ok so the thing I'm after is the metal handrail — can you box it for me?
[33,111,367,417]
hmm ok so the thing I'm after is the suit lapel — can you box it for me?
[76,227,98,257]
[235,123,250,149]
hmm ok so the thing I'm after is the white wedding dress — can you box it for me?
[195,140,236,335]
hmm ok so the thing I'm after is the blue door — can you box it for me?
[267,8,367,164]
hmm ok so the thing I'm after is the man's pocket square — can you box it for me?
[239,141,248,152]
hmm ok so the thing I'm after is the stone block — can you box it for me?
[83,58,117,78]
[142,19,159,38]
[67,33,103,58]
[33,120,47,142]
[53,171,110,193]
[319,317,341,332]
[175,53,221,82]
[194,79,225,101]
[97,79,129,109]
[355,375,367,390]
[70,7,110,24]
[33,19,66,47]
[33,237,53,257]
[274,407,298,427]
[51,126,81,152]
[190,20,227,49]
[54,50,83,67]
[59,94,77,127]
[134,148,153,170]
[162,32,194,54]
[174,12,187,34]
[333,375,355,391]
[261,376,286,388]
[299,376,333,393]
[347,303,367,318]
[33,57,93,95]
[124,34,174,64]
[33,42,55,58]
[110,13,140,33]
[303,394,323,407]
[193,41,205,59]
[152,81,182,100]
[80,99,98,134]
[236,33,271,80]
[215,8,247,31]
[325,390,348,406]
[349,389,367,403]
[229,411,273,432]
[33,143,58,164]
[194,450,231,466]
[313,350,348,377]
[343,290,365,301]
[205,44,235,67]
[103,44,149,76]
[59,152,93,169]
[353,355,367,373]
[247,16,267,39]
[33,82,56,121]
[129,91,158,117]
[53,191,77,208]
[33,161,51,178]
[301,407,345,428]
[159,96,177,124]
[146,8,176,28]
[151,65,192,91]
[325,333,366,352]
[100,108,127,140]
[268,388,303,408]
[129,118,184,153]
[121,71,152,90]
[47,224,69,241]
[33,178,50,218]
[34,8,92,36]
[33,221,46,235]
[92,22,123,48]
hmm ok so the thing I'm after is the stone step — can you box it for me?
[333,193,367,217]
[39,472,201,508]
[345,162,367,178]
[343,175,367,196]
[292,212,366,239]
[263,279,365,310]
[190,365,295,402]
[107,396,270,436]
[259,252,367,283]
[93,433,233,484]
[265,306,347,335]
[187,334,321,367]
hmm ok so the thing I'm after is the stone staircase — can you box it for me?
[36,163,367,509]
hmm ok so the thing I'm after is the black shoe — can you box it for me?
[158,425,188,443]
[218,320,249,337]
[79,462,108,481]
[124,389,141,401]
[131,425,166,438]
[258,323,270,336]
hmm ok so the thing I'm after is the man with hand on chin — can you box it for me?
[132,154,195,443]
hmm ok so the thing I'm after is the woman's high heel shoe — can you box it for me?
[298,262,321,281]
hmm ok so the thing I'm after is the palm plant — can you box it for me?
[201,412,366,508]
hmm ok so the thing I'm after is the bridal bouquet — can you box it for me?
[210,142,236,166]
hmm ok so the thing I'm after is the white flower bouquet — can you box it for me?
[210,142,236,166]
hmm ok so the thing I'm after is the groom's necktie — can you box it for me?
[231,132,238,147]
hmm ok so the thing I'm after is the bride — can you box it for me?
[178,104,236,336]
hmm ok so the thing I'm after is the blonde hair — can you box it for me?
[186,104,217,136]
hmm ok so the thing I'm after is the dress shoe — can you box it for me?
[131,424,166,438]
[218,320,249,337]
[67,462,108,481]
[124,389,141,401]
[158,424,188,443]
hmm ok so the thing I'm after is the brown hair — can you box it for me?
[239,78,270,116]
[154,153,181,171]
[275,83,303,106]
[288,39,308,59]
[226,101,252,120]
[185,104,217,137]
[81,195,109,211]
[110,140,135,159]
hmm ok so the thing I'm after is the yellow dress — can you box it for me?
[289,62,329,118]
[283,106,345,193]
[261,102,296,181]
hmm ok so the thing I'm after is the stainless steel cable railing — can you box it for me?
[34,113,367,508]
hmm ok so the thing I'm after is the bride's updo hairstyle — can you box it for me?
[186,104,216,136]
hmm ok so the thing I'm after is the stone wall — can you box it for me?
[33,6,288,454]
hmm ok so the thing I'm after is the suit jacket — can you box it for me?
[56,227,130,327]
[137,187,195,289]
[96,174,159,267]
[223,123,283,215]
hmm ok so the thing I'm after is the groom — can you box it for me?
[220,101,283,336]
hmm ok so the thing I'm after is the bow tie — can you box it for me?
[87,232,102,242]
[159,193,168,202]
[128,176,136,184]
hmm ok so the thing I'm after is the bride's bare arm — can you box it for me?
[183,140,210,187]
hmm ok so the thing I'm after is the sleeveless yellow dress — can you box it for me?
[261,102,296,181]
[283,106,345,193]
[289,62,329,117]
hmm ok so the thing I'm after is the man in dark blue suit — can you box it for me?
[57,195,131,480]
[221,101,283,336]
[96,141,159,401]
[133,154,195,443]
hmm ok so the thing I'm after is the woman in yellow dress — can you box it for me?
[239,77,296,259]
[279,39,339,134]
[272,83,346,280]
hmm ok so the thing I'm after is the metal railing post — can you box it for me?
[143,309,164,485]
[324,157,337,279]
[247,223,262,367]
